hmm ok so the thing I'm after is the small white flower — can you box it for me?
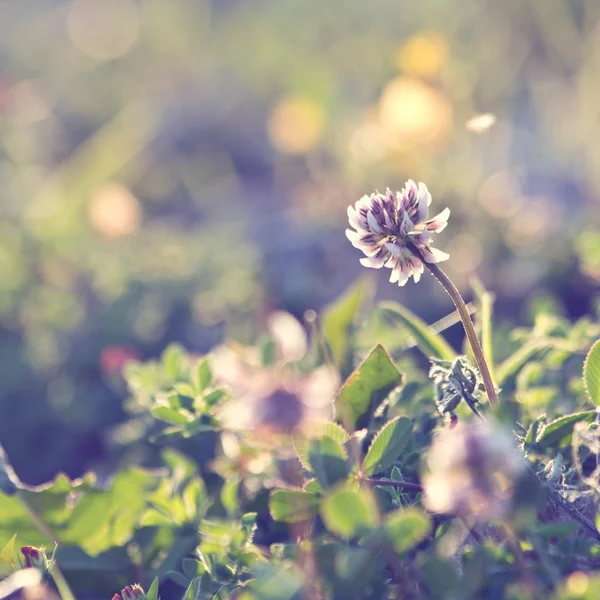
[346,180,450,285]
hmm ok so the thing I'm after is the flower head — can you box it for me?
[346,180,450,285]
[422,421,525,520]
[216,356,339,438]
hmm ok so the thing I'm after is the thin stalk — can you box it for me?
[414,251,498,407]
[17,492,76,600]
[365,478,422,492]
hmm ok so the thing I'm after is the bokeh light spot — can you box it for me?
[88,182,142,239]
[378,77,452,146]
[466,113,497,134]
[566,571,589,596]
[396,32,449,78]
[66,0,139,61]
[267,96,325,155]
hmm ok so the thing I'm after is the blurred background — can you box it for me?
[1,0,600,485]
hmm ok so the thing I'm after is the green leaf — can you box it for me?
[534,523,579,538]
[182,577,202,600]
[320,485,379,538]
[0,470,160,555]
[151,406,192,425]
[584,340,600,406]
[308,437,350,489]
[322,276,372,371]
[336,344,403,429]
[162,344,186,382]
[379,301,455,361]
[496,340,549,386]
[220,478,240,517]
[183,558,203,580]
[524,415,546,446]
[384,508,430,553]
[537,411,596,447]
[146,577,159,600]
[195,358,212,391]
[362,417,413,476]
[0,534,17,575]
[293,422,349,471]
[250,564,303,600]
[269,490,319,523]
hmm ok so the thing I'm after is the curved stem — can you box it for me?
[415,253,498,406]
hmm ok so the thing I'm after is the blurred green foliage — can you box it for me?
[2,0,600,597]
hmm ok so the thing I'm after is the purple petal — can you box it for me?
[367,210,384,234]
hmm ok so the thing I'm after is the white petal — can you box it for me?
[421,246,450,263]
[405,179,418,199]
[360,255,386,268]
[345,228,361,243]
[418,181,432,207]
[389,265,400,283]
[397,272,410,286]
[367,210,383,234]
[347,205,363,230]
[426,207,451,233]
[412,258,424,283]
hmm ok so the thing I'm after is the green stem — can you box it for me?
[17,492,77,600]
[417,255,499,407]
[365,478,422,492]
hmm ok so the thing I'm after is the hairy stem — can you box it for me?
[416,254,498,407]
[366,478,422,491]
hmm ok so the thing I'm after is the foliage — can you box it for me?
[0,274,599,599]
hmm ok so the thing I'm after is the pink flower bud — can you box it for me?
[20,546,48,573]
[122,584,146,600]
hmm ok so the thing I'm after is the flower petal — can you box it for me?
[384,242,402,255]
[347,205,363,231]
[367,210,383,234]
[426,207,450,233]
[360,255,386,268]
[419,181,432,207]
[412,257,424,283]
[415,182,431,222]
[421,246,450,263]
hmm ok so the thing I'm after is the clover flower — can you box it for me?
[216,356,338,437]
[212,311,339,438]
[422,422,526,520]
[346,180,450,285]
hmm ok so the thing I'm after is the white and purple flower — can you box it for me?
[346,180,450,285]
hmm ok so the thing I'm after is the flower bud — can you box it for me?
[112,595,122,600]
[122,584,146,600]
[20,546,49,574]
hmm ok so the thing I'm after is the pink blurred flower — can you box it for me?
[422,421,525,520]
[100,345,138,374]
[346,180,450,285]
